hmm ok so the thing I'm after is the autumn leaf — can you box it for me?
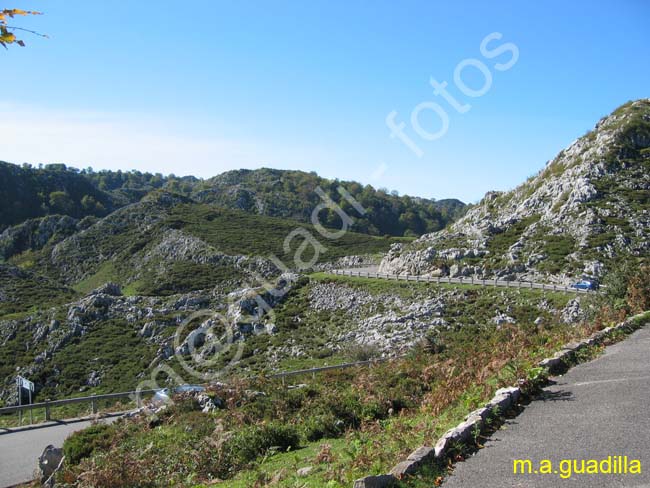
[0,9,42,21]
[0,8,45,48]
[0,31,16,44]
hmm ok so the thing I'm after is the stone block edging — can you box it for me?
[352,312,649,487]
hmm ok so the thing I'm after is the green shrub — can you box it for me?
[226,423,300,467]
[302,413,342,441]
[63,423,114,464]
[343,343,381,362]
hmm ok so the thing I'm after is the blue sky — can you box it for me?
[2,0,649,202]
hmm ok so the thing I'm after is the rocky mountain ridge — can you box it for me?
[380,99,650,283]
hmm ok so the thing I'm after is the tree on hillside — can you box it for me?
[49,191,74,214]
[0,8,45,48]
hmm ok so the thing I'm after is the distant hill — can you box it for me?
[192,168,466,236]
[380,99,650,283]
[0,162,117,231]
[0,163,465,238]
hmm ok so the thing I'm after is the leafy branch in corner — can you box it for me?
[0,9,46,48]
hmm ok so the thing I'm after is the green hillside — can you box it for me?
[0,163,466,238]
[194,168,466,236]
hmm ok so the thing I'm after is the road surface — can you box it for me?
[0,415,120,487]
[443,325,650,487]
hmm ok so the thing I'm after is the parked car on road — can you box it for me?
[570,280,598,291]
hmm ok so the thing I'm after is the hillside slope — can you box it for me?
[0,163,465,239]
[0,162,117,231]
[380,99,650,283]
[0,191,412,402]
[192,168,466,236]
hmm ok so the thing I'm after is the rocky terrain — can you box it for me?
[1,100,647,407]
[245,274,585,374]
[380,99,650,284]
[0,190,410,404]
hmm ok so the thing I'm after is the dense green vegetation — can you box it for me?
[0,162,115,231]
[0,264,77,315]
[167,203,412,267]
[536,233,578,274]
[0,162,465,238]
[195,168,466,236]
[0,312,160,404]
[9,196,410,296]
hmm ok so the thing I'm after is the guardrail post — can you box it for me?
[45,399,51,421]
[437,276,440,285]
[91,394,97,414]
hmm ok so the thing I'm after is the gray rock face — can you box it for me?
[0,215,80,260]
[379,99,650,281]
[143,229,279,279]
[561,298,585,324]
[492,313,516,326]
[86,370,102,387]
[353,474,396,488]
[38,445,64,485]
[226,273,298,331]
[308,282,377,312]
[296,466,313,477]
[323,286,454,355]
[90,282,122,297]
[314,254,380,271]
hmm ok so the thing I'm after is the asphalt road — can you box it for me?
[443,325,650,488]
[0,415,120,487]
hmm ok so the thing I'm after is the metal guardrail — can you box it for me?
[329,269,594,294]
[1,360,400,425]
[0,389,161,422]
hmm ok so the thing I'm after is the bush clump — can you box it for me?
[63,423,114,465]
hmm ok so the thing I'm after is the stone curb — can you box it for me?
[352,312,649,487]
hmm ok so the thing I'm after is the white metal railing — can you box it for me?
[0,389,161,424]
[329,269,593,294]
